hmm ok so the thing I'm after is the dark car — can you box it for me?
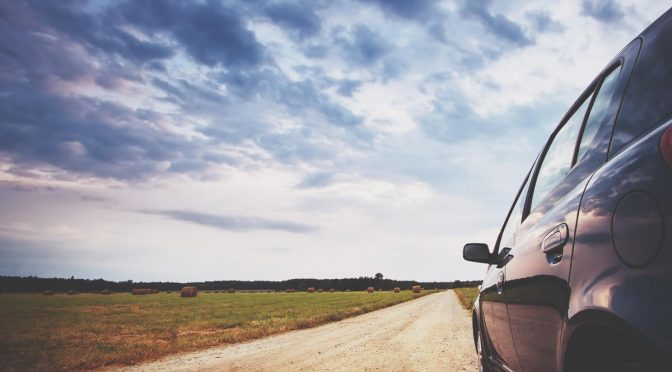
[463,8,672,372]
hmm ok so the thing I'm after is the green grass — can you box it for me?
[0,290,437,371]
[454,287,479,310]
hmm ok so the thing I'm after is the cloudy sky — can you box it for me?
[0,0,668,282]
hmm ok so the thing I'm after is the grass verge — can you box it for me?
[0,290,437,371]
[453,287,479,310]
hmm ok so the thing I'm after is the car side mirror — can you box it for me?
[463,243,493,264]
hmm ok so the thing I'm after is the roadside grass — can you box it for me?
[454,287,479,310]
[0,290,437,371]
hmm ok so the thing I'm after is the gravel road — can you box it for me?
[114,290,478,372]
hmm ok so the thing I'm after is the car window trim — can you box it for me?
[571,61,624,168]
[522,81,599,220]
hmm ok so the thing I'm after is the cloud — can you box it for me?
[581,0,624,23]
[339,24,392,66]
[337,79,363,97]
[296,171,336,188]
[526,11,564,33]
[460,0,532,46]
[145,209,318,234]
[263,0,322,40]
[364,0,438,21]
[0,85,205,180]
[119,0,265,69]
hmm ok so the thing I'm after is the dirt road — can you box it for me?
[115,290,478,372]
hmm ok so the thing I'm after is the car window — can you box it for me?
[612,26,672,155]
[576,65,622,163]
[530,96,591,211]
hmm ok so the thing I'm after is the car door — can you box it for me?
[480,173,530,371]
[503,39,641,372]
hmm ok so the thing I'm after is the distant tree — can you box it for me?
[375,273,383,281]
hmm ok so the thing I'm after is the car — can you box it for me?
[463,7,672,372]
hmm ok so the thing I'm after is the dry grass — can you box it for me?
[0,290,437,371]
[453,287,479,310]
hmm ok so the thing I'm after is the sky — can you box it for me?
[0,0,669,282]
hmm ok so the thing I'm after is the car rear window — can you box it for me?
[611,17,672,156]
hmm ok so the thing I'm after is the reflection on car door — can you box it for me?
[503,40,641,372]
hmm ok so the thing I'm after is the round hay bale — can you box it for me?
[346,289,351,292]
[181,286,198,297]
[367,287,374,293]
[66,290,79,295]
[412,285,421,293]
[393,287,401,293]
[42,290,55,296]
[307,287,316,293]
[318,288,323,293]
[101,289,114,295]
[286,288,296,293]
[329,289,335,293]
[227,289,236,293]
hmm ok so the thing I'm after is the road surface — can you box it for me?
[114,290,478,372]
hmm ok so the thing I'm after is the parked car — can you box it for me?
[463,7,672,372]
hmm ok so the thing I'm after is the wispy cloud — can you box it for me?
[144,210,318,234]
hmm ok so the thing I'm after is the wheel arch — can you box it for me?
[562,309,658,371]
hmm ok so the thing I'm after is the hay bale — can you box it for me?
[307,287,316,293]
[101,289,113,295]
[227,288,236,293]
[181,286,198,297]
[367,287,374,293]
[412,285,421,293]
[66,290,79,295]
[394,287,400,293]
[318,288,323,293]
[42,290,55,296]
[346,289,351,292]
[329,289,335,293]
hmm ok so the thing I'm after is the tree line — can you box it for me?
[0,275,481,293]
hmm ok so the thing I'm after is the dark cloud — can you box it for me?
[22,1,174,65]
[119,0,265,69]
[581,0,624,23]
[145,209,318,233]
[364,0,437,21]
[341,24,392,66]
[337,79,363,97]
[526,11,564,33]
[460,0,532,46]
[263,1,322,40]
[0,85,206,180]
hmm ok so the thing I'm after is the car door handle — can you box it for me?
[496,272,505,295]
[542,223,569,254]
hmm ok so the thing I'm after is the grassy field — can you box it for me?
[0,290,437,371]
[454,287,479,310]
